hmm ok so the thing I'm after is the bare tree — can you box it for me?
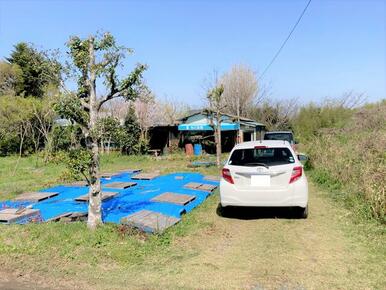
[101,97,130,124]
[134,89,157,141]
[31,95,57,160]
[220,64,259,119]
[325,91,367,109]
[252,98,299,131]
[156,97,191,125]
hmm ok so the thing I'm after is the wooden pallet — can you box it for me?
[46,212,87,222]
[118,168,142,173]
[198,183,218,192]
[151,192,196,205]
[184,182,218,192]
[0,208,41,224]
[64,181,88,187]
[183,182,202,189]
[131,172,160,180]
[121,210,180,233]
[13,191,59,202]
[75,191,118,202]
[99,172,117,179]
[203,175,221,182]
[104,182,137,189]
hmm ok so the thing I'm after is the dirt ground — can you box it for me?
[1,182,385,290]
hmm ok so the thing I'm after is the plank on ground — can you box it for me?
[151,192,196,205]
[64,181,88,187]
[99,172,117,178]
[75,191,118,202]
[46,212,87,222]
[0,208,41,224]
[13,192,59,202]
[184,182,202,189]
[203,175,221,182]
[118,168,142,173]
[184,182,217,192]
[131,173,160,180]
[104,182,137,189]
[121,210,180,233]
[198,183,218,192]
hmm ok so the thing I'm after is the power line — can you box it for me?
[258,0,312,80]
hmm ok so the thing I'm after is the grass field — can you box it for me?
[0,153,385,289]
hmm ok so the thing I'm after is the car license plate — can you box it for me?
[251,175,270,186]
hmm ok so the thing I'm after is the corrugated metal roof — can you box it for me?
[176,109,264,127]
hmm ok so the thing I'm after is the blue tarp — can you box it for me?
[1,172,219,224]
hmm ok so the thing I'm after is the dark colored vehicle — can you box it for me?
[264,131,297,150]
[264,131,294,143]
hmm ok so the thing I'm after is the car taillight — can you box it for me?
[289,166,302,183]
[254,146,267,149]
[222,168,234,184]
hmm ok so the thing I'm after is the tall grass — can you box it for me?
[304,102,386,223]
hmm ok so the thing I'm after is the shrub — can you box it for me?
[305,101,386,223]
[0,95,49,155]
[292,102,352,143]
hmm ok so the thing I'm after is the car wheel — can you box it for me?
[299,205,308,219]
[217,203,228,217]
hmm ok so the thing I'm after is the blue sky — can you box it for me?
[0,0,385,105]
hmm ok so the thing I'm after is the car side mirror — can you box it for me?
[294,140,299,144]
[297,154,308,162]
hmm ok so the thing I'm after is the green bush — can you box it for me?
[0,95,51,155]
[304,101,386,223]
[121,105,142,155]
[292,102,353,143]
[50,124,84,151]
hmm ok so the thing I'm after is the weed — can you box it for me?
[303,102,386,223]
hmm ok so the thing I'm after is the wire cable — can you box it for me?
[258,0,312,80]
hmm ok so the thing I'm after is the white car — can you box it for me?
[220,140,308,218]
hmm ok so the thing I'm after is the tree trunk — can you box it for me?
[215,112,222,168]
[107,137,111,153]
[88,138,102,229]
[87,37,102,230]
[100,140,104,153]
[13,125,26,176]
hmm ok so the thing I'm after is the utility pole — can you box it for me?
[236,89,243,144]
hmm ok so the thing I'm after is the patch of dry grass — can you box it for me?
[306,102,386,222]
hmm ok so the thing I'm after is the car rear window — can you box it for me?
[228,147,295,167]
[264,133,293,143]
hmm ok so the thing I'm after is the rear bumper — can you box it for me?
[219,177,308,208]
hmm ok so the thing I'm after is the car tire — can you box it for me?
[217,203,228,217]
[299,205,308,219]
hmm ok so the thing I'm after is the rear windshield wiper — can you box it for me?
[245,162,269,169]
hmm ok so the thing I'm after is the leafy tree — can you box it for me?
[64,148,93,182]
[0,96,33,155]
[207,84,225,168]
[56,32,147,229]
[51,124,84,152]
[0,95,55,163]
[121,104,142,154]
[0,61,23,96]
[7,42,61,97]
